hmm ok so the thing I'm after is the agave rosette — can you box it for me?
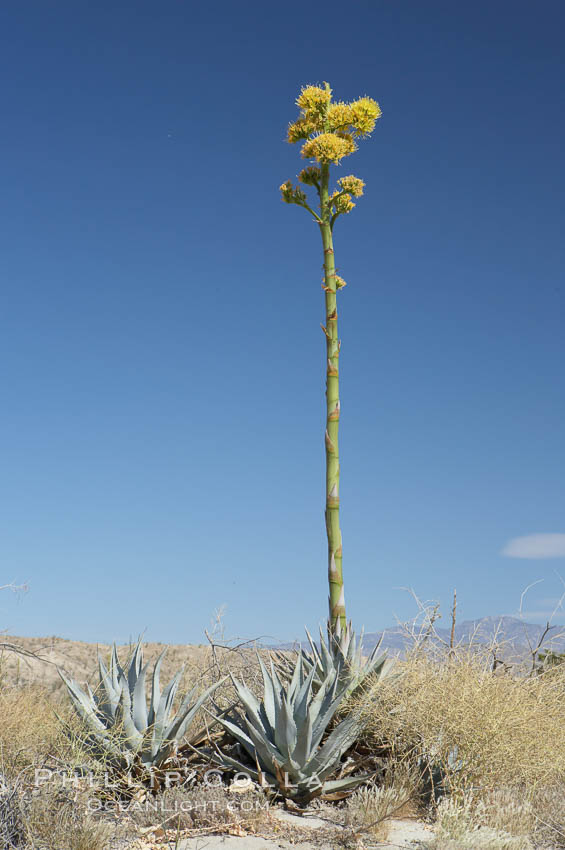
[209,652,368,803]
[59,641,223,770]
[275,619,393,695]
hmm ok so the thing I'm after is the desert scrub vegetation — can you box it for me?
[2,634,565,849]
[127,782,271,835]
[17,786,116,850]
[337,765,421,843]
[0,638,269,848]
[354,649,565,846]
[358,650,565,791]
[0,685,88,778]
[0,685,120,849]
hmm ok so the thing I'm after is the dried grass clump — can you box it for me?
[0,782,26,850]
[128,782,270,835]
[465,785,565,847]
[531,785,565,847]
[429,796,534,850]
[25,786,116,850]
[0,685,79,779]
[344,785,408,842]
[0,783,116,850]
[357,652,565,795]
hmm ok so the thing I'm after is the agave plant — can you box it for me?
[209,652,368,803]
[275,619,393,695]
[59,641,223,771]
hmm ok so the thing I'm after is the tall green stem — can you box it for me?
[320,164,345,632]
[281,82,381,635]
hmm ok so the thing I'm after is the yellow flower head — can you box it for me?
[299,166,321,186]
[280,180,306,205]
[280,181,294,203]
[296,84,332,115]
[335,130,357,149]
[301,132,356,165]
[327,102,353,131]
[338,175,365,197]
[335,275,347,289]
[287,118,313,144]
[282,84,380,211]
[349,97,382,136]
[331,191,355,214]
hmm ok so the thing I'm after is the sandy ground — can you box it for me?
[131,811,435,850]
[171,818,434,849]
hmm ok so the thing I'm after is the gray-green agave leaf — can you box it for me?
[275,619,393,696]
[210,653,367,804]
[59,640,223,771]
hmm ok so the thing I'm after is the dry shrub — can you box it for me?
[358,652,565,794]
[24,786,116,850]
[190,644,264,709]
[0,686,118,848]
[355,652,565,846]
[0,782,116,850]
[0,686,77,779]
[127,782,270,833]
[530,784,565,848]
[0,782,26,849]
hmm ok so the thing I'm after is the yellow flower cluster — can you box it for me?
[301,132,356,165]
[283,84,379,218]
[331,191,355,214]
[287,117,314,144]
[280,180,306,205]
[349,97,381,136]
[287,84,381,153]
[296,84,332,114]
[338,175,365,197]
[299,166,321,186]
[327,102,353,131]
[335,275,347,289]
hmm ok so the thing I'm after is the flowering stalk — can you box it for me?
[280,83,381,633]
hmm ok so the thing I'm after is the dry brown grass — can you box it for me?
[0,685,77,779]
[23,786,117,850]
[359,652,565,792]
[0,777,120,850]
[127,783,271,834]
[3,634,565,849]
[341,783,410,842]
[429,795,534,849]
[427,787,565,849]
[0,684,120,848]
[356,651,565,846]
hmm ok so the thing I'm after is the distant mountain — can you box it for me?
[361,615,565,658]
[276,616,565,662]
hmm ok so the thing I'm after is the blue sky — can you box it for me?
[1,0,564,644]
